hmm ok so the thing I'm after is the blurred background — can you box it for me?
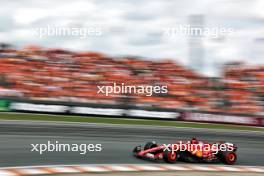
[0,0,264,116]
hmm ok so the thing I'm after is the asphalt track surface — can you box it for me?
[0,120,263,167]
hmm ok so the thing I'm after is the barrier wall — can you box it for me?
[1,99,263,126]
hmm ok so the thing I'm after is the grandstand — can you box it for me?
[0,46,263,115]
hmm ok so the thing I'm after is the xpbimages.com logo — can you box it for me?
[163,141,234,155]
[97,83,168,96]
[30,141,102,155]
[31,25,102,39]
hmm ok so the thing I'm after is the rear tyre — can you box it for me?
[144,141,158,150]
[218,151,237,165]
[163,150,177,163]
[133,145,142,158]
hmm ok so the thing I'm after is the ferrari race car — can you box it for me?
[133,138,238,165]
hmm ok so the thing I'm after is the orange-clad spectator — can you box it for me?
[0,47,263,115]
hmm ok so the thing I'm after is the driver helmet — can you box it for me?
[191,137,198,144]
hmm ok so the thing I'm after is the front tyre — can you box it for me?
[218,151,237,165]
[163,150,177,163]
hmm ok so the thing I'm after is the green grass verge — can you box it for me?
[0,112,263,132]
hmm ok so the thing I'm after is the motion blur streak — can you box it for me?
[0,121,263,167]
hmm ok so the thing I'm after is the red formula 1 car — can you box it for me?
[133,138,238,165]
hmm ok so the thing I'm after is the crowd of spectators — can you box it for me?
[0,45,263,115]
